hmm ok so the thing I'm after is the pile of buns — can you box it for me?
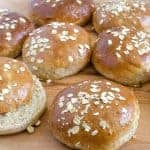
[0,0,149,149]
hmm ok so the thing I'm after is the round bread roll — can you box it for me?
[92,26,150,86]
[93,0,150,33]
[49,79,140,150]
[0,57,46,135]
[30,0,95,26]
[0,9,34,58]
[22,22,91,81]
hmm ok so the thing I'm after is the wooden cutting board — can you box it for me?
[0,1,150,150]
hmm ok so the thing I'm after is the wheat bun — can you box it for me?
[49,79,140,150]
[30,0,95,26]
[93,0,150,33]
[92,26,150,86]
[22,22,91,81]
[0,9,34,58]
[0,57,46,135]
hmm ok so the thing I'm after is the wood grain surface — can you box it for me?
[0,1,150,150]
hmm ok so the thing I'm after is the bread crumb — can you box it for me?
[27,125,35,134]
[34,120,41,127]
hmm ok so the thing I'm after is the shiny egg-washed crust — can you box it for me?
[0,76,46,135]
[92,27,150,86]
[0,57,33,113]
[0,9,34,58]
[93,0,150,33]
[30,0,95,26]
[49,79,140,150]
[22,22,91,81]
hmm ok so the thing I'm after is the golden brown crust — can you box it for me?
[49,79,140,150]
[92,26,150,86]
[0,57,34,113]
[0,9,34,58]
[22,22,91,81]
[93,0,150,32]
[0,76,46,135]
[30,0,95,26]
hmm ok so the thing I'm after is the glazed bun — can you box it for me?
[0,57,46,135]
[30,0,95,26]
[0,9,34,58]
[49,79,140,150]
[22,22,91,81]
[92,26,150,86]
[93,0,150,32]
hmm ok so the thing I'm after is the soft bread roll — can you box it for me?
[92,26,150,86]
[0,9,34,57]
[0,57,33,113]
[30,0,95,26]
[93,0,150,32]
[0,57,46,135]
[22,22,91,81]
[49,79,140,150]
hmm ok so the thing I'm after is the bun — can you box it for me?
[49,79,140,150]
[0,57,46,135]
[30,0,94,26]
[0,57,33,113]
[0,9,34,57]
[92,26,150,86]
[93,0,150,32]
[22,22,91,81]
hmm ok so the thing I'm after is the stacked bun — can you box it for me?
[0,57,46,135]
[22,22,91,81]
[93,0,150,32]
[92,26,150,86]
[0,9,34,57]
[30,0,95,26]
[50,79,140,150]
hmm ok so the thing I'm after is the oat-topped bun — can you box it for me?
[0,57,46,135]
[22,22,91,81]
[0,9,34,58]
[92,26,150,86]
[93,0,150,32]
[30,0,95,26]
[49,79,140,150]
